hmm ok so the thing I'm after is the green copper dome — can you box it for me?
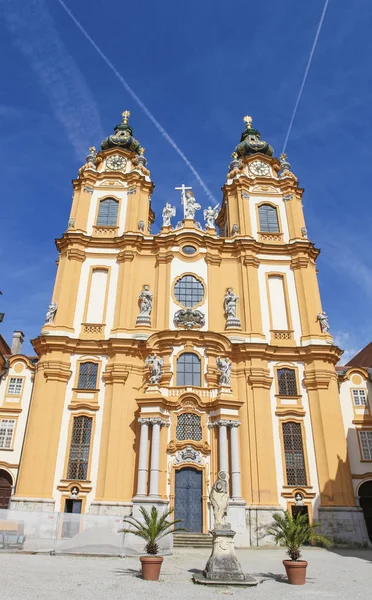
[101,110,142,154]
[234,115,274,158]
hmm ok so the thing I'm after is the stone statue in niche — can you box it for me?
[216,357,232,386]
[209,471,229,528]
[162,202,176,227]
[136,285,152,326]
[45,301,57,324]
[138,220,145,232]
[145,354,164,384]
[203,204,220,228]
[317,311,330,333]
[224,288,241,329]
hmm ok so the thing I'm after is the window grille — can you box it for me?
[352,389,368,407]
[176,353,201,387]
[258,204,280,232]
[282,422,307,486]
[277,368,298,396]
[359,431,372,460]
[96,198,119,226]
[176,413,202,441]
[174,275,204,308]
[0,419,16,449]
[77,362,98,390]
[8,377,23,395]
[67,416,93,480]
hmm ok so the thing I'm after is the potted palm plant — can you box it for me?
[121,505,184,581]
[265,510,331,585]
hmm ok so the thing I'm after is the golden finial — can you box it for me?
[231,151,238,159]
[280,153,287,162]
[89,146,96,154]
[139,147,145,155]
[122,110,131,123]
[243,115,253,128]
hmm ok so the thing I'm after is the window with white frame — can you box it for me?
[352,389,368,407]
[359,431,372,460]
[7,377,23,395]
[0,419,16,449]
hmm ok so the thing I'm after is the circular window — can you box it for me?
[174,275,204,308]
[182,245,197,255]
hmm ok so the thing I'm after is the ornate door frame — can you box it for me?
[169,448,209,534]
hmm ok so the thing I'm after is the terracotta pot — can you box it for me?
[283,559,308,585]
[140,556,164,581]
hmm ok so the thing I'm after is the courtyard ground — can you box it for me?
[1,546,371,600]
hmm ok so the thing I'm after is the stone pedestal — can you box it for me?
[225,317,241,330]
[203,526,245,581]
[135,315,151,327]
[193,524,258,586]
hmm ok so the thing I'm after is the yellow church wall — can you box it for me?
[14,354,71,499]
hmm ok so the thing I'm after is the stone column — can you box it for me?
[218,421,229,473]
[149,418,168,498]
[136,418,150,497]
[230,422,242,499]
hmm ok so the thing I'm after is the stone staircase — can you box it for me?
[173,532,213,548]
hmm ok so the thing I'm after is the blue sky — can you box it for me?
[0,0,371,362]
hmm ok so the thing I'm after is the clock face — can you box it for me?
[106,155,126,171]
[249,160,270,177]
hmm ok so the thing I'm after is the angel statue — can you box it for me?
[162,202,176,227]
[203,204,220,228]
[209,471,229,528]
[145,354,164,384]
[138,285,153,317]
[216,356,232,386]
[317,311,330,333]
[45,301,57,324]
[182,190,201,219]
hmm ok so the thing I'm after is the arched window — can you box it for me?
[77,362,98,390]
[0,469,13,509]
[277,368,297,396]
[96,198,119,226]
[176,353,201,387]
[176,413,202,441]
[67,416,93,480]
[258,204,279,232]
[282,421,307,486]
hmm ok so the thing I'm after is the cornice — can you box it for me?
[247,367,273,389]
[102,364,129,384]
[303,369,334,390]
[37,360,72,382]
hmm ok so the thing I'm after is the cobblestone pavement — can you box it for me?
[1,547,372,600]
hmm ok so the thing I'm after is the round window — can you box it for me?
[174,275,204,308]
[182,245,197,255]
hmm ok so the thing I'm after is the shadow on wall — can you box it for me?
[316,437,371,551]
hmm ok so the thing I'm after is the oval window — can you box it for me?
[182,245,197,255]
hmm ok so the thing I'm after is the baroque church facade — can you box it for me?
[8,112,370,546]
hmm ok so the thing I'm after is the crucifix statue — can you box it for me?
[175,184,201,220]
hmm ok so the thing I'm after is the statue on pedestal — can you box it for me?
[224,288,241,329]
[203,204,220,228]
[145,354,164,384]
[136,285,152,326]
[216,357,232,387]
[317,311,330,333]
[162,202,176,227]
[45,301,57,324]
[209,471,229,528]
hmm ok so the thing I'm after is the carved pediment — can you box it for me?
[251,184,280,194]
[98,179,126,187]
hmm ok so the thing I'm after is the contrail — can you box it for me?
[282,0,330,155]
[57,0,217,203]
